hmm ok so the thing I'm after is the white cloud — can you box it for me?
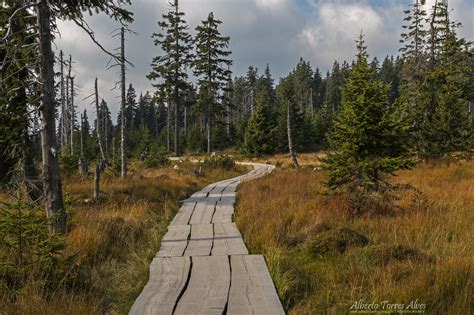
[298,0,405,68]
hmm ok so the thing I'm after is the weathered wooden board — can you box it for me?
[183,224,213,257]
[129,257,190,315]
[212,223,248,256]
[211,197,235,224]
[169,202,196,226]
[156,225,190,257]
[228,255,285,315]
[174,256,231,315]
[189,197,218,224]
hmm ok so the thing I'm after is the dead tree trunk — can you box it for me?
[166,100,171,152]
[120,26,127,178]
[94,78,106,161]
[93,160,105,200]
[206,108,212,154]
[59,50,66,148]
[79,113,88,180]
[184,105,188,143]
[37,0,66,233]
[69,64,74,155]
[287,100,300,169]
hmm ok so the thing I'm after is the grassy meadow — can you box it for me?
[236,157,474,314]
[0,160,246,314]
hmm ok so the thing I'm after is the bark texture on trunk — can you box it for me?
[94,78,106,161]
[206,108,212,154]
[93,160,105,200]
[173,1,180,157]
[37,0,66,233]
[69,71,74,155]
[167,101,171,152]
[287,101,300,169]
[120,27,127,178]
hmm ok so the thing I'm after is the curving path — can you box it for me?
[130,163,285,315]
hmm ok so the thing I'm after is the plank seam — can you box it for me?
[172,257,193,315]
[210,223,215,256]
[223,255,232,315]
[181,225,192,255]
[186,202,197,225]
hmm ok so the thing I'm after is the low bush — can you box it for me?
[306,227,369,256]
[352,244,431,266]
[59,152,79,175]
[202,154,235,170]
[0,202,74,294]
[143,147,168,168]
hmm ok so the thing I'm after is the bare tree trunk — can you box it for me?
[105,108,108,157]
[226,102,230,136]
[59,50,66,148]
[184,105,188,143]
[95,78,106,161]
[206,108,212,154]
[287,100,300,169]
[79,113,88,180]
[69,69,74,155]
[112,136,116,161]
[166,101,171,152]
[37,0,66,233]
[120,26,127,178]
[93,160,105,200]
[173,1,180,156]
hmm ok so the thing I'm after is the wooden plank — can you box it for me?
[211,196,235,224]
[174,256,231,315]
[189,197,218,224]
[156,225,190,257]
[169,202,195,226]
[228,255,285,315]
[129,257,191,315]
[212,223,248,256]
[183,224,213,256]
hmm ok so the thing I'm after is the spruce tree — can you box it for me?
[243,91,274,156]
[322,34,413,192]
[424,2,472,157]
[397,0,430,154]
[193,12,232,154]
[148,0,193,156]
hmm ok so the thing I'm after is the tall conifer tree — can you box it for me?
[323,34,413,192]
[193,12,232,154]
[148,0,193,156]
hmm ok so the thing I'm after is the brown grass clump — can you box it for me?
[1,160,247,314]
[236,160,474,314]
[307,227,369,256]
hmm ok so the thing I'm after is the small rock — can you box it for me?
[173,165,180,170]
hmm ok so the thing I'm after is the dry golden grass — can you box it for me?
[1,160,246,314]
[236,161,474,314]
[244,152,327,169]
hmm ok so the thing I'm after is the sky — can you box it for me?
[55,0,474,121]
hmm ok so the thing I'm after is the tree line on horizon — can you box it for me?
[1,0,473,233]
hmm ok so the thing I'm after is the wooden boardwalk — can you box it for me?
[130,163,285,315]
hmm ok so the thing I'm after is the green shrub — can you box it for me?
[0,202,74,293]
[143,146,169,168]
[202,154,235,170]
[59,152,79,175]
